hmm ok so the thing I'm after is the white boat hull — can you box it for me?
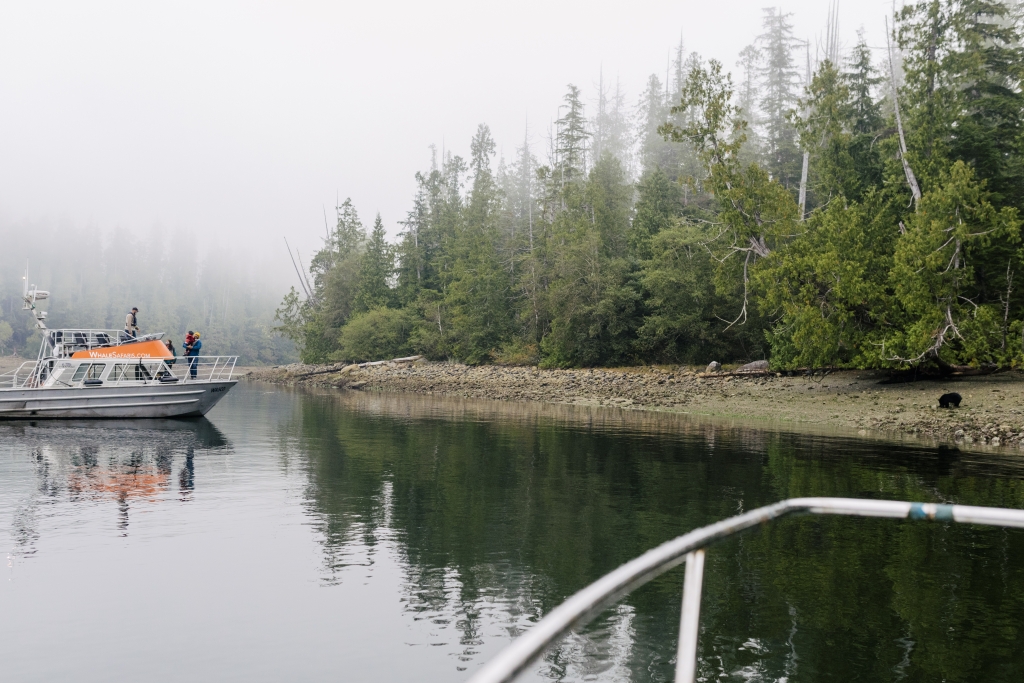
[0,381,237,419]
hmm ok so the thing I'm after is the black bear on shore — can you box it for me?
[939,392,962,408]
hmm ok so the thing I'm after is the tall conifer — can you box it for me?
[756,8,802,189]
[355,214,394,312]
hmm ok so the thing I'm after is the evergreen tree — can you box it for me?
[898,0,1024,209]
[500,131,539,259]
[355,213,395,313]
[668,51,709,188]
[279,5,1024,372]
[555,84,591,187]
[309,198,364,293]
[636,74,674,173]
[756,8,802,190]
[630,168,681,262]
[886,161,1021,366]
[542,154,638,366]
[661,58,797,336]
[847,31,884,136]
[890,0,1024,362]
[632,166,735,363]
[757,195,897,369]
[735,43,764,163]
[844,31,885,196]
[432,125,514,363]
[637,221,729,363]
[592,71,631,170]
[394,171,430,303]
[794,60,859,206]
[298,198,367,362]
[466,124,498,228]
[499,131,546,346]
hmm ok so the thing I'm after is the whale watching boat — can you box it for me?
[0,282,237,419]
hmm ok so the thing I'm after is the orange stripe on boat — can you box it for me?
[71,340,173,360]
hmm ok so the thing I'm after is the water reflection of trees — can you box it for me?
[4,420,227,547]
[293,391,1024,682]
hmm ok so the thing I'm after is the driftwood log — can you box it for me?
[358,355,422,368]
[289,355,424,378]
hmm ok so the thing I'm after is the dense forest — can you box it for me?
[279,0,1024,371]
[0,221,295,364]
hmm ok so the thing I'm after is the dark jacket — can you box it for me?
[187,339,202,356]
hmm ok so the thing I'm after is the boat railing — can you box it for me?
[167,356,238,383]
[467,497,1024,683]
[40,329,165,360]
[0,361,40,389]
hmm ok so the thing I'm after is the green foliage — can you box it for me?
[637,74,676,173]
[884,162,1020,366]
[278,198,367,363]
[660,58,795,357]
[437,125,515,364]
[794,61,860,205]
[756,8,803,190]
[335,307,415,362]
[760,0,1024,370]
[637,223,731,363]
[274,286,305,346]
[355,214,395,312]
[630,168,681,261]
[757,196,895,369]
[555,85,590,184]
[844,32,885,195]
[0,320,12,355]
[541,154,640,367]
[282,2,1024,372]
[491,338,540,366]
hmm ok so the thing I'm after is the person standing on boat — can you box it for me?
[124,307,139,340]
[165,339,177,366]
[183,331,194,375]
[186,332,202,379]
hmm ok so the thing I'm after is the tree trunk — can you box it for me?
[886,18,922,206]
[798,151,809,219]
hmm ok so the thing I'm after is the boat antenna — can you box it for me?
[21,265,50,330]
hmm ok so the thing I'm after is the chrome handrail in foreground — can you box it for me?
[467,497,1024,683]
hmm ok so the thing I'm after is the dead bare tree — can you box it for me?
[886,16,922,207]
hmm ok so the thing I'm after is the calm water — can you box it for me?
[4,383,1024,682]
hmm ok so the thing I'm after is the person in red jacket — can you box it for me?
[185,332,202,378]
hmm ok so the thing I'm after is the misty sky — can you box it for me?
[1,0,896,270]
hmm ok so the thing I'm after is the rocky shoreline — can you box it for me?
[244,360,1024,449]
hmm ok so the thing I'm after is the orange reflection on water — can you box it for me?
[68,464,171,503]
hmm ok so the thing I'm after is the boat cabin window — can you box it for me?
[71,363,104,382]
[109,362,162,382]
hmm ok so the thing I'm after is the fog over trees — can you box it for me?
[0,221,295,363]
[279,0,1024,371]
